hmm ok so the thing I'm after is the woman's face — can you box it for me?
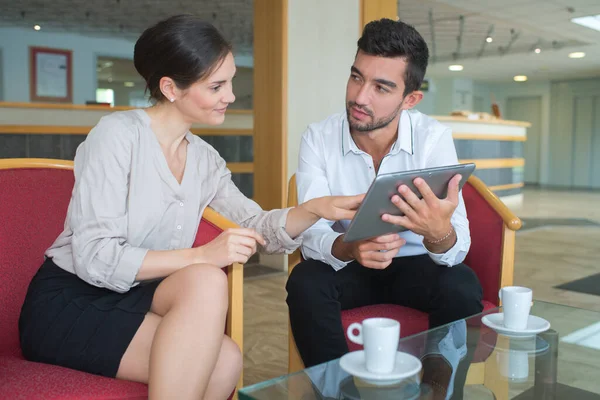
[176,52,236,125]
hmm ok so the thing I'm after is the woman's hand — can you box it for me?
[195,228,266,267]
[303,194,365,221]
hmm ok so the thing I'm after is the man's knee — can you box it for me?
[286,259,334,306]
[438,264,483,316]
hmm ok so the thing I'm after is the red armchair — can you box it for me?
[287,174,521,373]
[0,158,243,399]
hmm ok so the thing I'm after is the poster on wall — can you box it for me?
[29,47,73,103]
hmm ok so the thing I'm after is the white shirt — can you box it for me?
[296,109,470,271]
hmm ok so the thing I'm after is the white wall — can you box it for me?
[453,78,474,112]
[416,84,435,115]
[0,49,3,100]
[0,27,134,104]
[0,27,255,105]
[474,81,551,184]
[287,0,360,179]
[416,77,475,117]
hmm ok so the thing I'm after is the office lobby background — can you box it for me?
[1,0,600,391]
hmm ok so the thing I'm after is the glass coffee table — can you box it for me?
[239,301,600,399]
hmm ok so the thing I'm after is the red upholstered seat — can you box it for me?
[0,161,235,399]
[0,356,148,400]
[287,175,519,372]
[341,302,497,354]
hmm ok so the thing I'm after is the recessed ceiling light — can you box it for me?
[124,82,135,87]
[33,25,41,31]
[486,37,493,43]
[448,64,464,71]
[534,48,541,54]
[568,52,586,59]
[514,75,528,82]
[572,15,600,32]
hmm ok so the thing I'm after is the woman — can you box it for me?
[18,15,362,400]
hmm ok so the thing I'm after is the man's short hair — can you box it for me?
[357,18,429,96]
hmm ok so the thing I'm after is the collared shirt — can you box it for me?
[47,109,300,293]
[296,109,470,271]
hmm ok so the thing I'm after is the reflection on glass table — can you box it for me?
[239,301,600,399]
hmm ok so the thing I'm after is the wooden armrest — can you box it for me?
[202,207,240,230]
[201,207,243,393]
[0,158,74,170]
[467,175,522,231]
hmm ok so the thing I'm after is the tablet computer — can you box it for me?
[342,163,476,242]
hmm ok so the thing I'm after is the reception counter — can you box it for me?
[434,115,529,205]
[0,103,529,204]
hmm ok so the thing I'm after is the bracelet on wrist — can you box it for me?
[425,226,455,244]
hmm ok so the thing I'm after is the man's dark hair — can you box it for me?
[357,18,429,96]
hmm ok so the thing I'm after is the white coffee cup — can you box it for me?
[347,318,400,374]
[499,286,532,330]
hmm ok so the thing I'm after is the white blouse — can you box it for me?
[47,109,299,293]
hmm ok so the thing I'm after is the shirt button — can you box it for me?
[176,225,182,230]
[179,202,184,207]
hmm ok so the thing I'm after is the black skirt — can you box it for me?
[19,257,161,378]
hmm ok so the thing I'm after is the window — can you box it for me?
[96,88,114,106]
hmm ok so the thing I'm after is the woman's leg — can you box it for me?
[116,264,242,399]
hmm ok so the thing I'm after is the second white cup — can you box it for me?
[499,286,532,330]
[347,318,400,374]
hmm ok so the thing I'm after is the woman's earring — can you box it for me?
[170,98,175,103]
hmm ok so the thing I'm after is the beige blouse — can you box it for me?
[46,109,300,293]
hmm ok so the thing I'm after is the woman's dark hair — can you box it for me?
[134,14,232,102]
[357,18,429,96]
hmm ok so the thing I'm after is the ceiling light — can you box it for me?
[572,15,600,32]
[514,75,528,82]
[534,48,541,54]
[124,82,135,87]
[33,25,41,31]
[486,37,493,43]
[569,52,586,59]
[448,64,464,71]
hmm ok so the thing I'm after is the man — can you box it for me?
[286,18,483,370]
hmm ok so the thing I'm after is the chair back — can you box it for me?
[462,179,504,305]
[192,217,224,247]
[0,159,75,357]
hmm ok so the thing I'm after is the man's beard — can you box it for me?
[346,101,404,132]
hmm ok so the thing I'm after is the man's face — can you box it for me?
[345,50,409,132]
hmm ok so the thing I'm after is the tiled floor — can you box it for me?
[242,187,600,387]
[513,188,600,313]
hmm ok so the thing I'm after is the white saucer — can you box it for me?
[339,351,422,386]
[482,313,550,338]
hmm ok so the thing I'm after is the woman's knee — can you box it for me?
[223,336,242,369]
[217,336,242,380]
[182,264,228,304]
[153,264,229,316]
